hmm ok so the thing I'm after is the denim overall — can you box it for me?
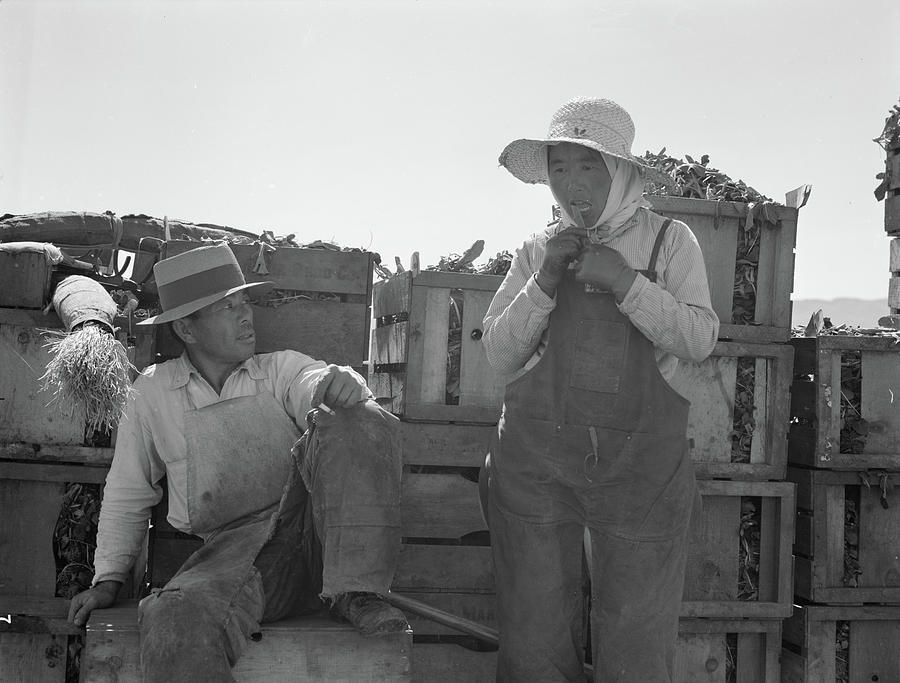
[483,221,699,682]
[138,388,402,682]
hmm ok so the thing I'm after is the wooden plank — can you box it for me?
[0,323,87,445]
[374,272,412,319]
[669,354,736,464]
[0,443,113,466]
[395,545,493,592]
[165,241,373,295]
[411,271,503,292]
[672,632,727,682]
[373,322,409,366]
[0,461,108,484]
[401,403,502,424]
[0,633,66,683]
[251,300,369,365]
[891,238,900,273]
[849,620,900,680]
[0,596,82,635]
[369,372,404,416]
[401,473,486,539]
[399,421,494,468]
[155,300,369,366]
[857,479,900,591]
[0,479,65,596]
[684,495,741,604]
[458,289,505,410]
[410,644,495,683]
[84,604,412,682]
[415,287,451,405]
[860,348,900,454]
[823,484,845,593]
[0,252,52,309]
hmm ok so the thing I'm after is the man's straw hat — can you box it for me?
[138,242,273,325]
[499,96,672,188]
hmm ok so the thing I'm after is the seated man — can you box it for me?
[67,242,407,681]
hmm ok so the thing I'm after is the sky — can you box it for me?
[1,0,898,305]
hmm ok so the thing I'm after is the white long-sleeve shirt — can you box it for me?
[483,207,719,383]
[92,351,368,586]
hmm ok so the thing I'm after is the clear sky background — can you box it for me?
[2,0,898,305]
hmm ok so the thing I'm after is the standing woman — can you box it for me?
[481,97,719,682]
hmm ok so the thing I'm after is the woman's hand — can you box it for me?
[537,227,589,296]
[574,244,637,302]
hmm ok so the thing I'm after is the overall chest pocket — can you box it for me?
[570,319,628,393]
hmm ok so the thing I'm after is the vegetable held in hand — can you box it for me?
[574,244,637,302]
[536,227,588,296]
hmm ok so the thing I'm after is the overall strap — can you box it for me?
[644,219,672,283]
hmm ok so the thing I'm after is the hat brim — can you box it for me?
[499,137,675,189]
[137,281,275,325]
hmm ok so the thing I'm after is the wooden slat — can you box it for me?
[410,644,495,683]
[374,322,409,366]
[165,242,373,295]
[0,633,66,683]
[458,289,505,410]
[0,596,81,635]
[84,604,412,682]
[860,349,900,454]
[401,473,486,539]
[0,323,86,445]
[684,495,740,604]
[414,287,451,405]
[374,272,413,319]
[395,545,493,592]
[0,252,52,309]
[0,479,65,596]
[411,271,503,292]
[672,632,727,682]
[669,354,736,464]
[0,443,113,466]
[0,461,109,484]
[850,620,900,681]
[857,479,900,591]
[399,421,494,468]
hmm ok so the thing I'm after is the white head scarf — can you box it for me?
[553,150,650,242]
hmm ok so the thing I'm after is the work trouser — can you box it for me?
[138,402,402,682]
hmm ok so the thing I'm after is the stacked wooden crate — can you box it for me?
[652,197,798,682]
[0,248,153,683]
[785,333,900,682]
[884,136,900,317]
[371,195,800,681]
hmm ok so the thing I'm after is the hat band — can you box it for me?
[158,262,246,313]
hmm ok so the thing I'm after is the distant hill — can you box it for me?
[791,298,888,328]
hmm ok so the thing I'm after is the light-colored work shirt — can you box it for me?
[92,351,368,586]
[483,207,719,383]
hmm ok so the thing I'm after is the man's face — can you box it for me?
[547,142,612,227]
[179,291,256,366]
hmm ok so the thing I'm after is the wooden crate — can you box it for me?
[0,462,120,683]
[647,196,798,343]
[370,271,506,423]
[790,335,900,469]
[669,340,793,480]
[675,618,781,683]
[0,307,154,450]
[789,466,900,604]
[781,603,900,682]
[885,139,900,236]
[83,603,412,682]
[156,241,374,366]
[683,480,795,618]
[0,250,53,309]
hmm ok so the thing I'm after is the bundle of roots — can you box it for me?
[40,276,134,433]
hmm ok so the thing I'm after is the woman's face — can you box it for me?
[547,142,611,226]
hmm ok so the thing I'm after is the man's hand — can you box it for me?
[537,227,589,296]
[574,245,637,302]
[312,365,367,410]
[68,581,121,626]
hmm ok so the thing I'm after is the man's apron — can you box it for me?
[484,221,699,682]
[139,387,312,672]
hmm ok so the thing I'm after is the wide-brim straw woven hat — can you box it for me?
[499,96,673,188]
[138,242,273,325]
